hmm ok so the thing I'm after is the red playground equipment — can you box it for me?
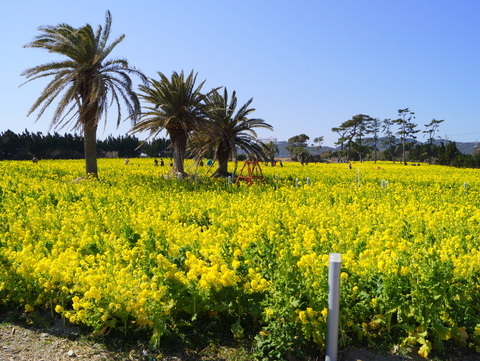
[235,161,266,185]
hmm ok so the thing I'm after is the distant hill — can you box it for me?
[274,139,478,158]
[372,138,478,155]
[275,141,336,158]
[435,140,477,155]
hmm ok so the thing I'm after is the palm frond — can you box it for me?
[22,10,145,134]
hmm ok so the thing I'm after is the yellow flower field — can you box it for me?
[0,159,479,358]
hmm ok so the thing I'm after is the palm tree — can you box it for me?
[193,88,273,177]
[21,11,146,177]
[262,141,279,166]
[131,70,213,176]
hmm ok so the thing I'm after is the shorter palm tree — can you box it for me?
[192,88,273,177]
[263,141,279,166]
[131,70,213,176]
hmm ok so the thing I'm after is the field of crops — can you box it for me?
[1,159,479,359]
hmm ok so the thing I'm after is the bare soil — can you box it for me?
[1,310,479,361]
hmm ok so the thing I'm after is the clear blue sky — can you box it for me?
[1,0,479,147]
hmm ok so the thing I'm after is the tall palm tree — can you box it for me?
[21,11,146,177]
[131,70,213,176]
[193,88,273,177]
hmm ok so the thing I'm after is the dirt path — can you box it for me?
[0,322,129,361]
[2,318,480,361]
[0,323,424,361]
[0,322,401,361]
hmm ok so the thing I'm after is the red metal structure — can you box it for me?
[235,161,266,185]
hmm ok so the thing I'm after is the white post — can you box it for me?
[306,177,310,186]
[381,179,388,189]
[295,178,299,188]
[325,253,341,361]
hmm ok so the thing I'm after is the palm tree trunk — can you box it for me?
[170,129,187,176]
[83,123,98,177]
[213,145,231,177]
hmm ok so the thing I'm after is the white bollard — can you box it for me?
[295,178,299,188]
[306,177,310,186]
[325,253,341,361]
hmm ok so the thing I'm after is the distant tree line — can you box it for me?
[0,130,171,161]
[327,108,480,168]
[286,107,480,168]
[389,140,480,167]
[286,131,480,168]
